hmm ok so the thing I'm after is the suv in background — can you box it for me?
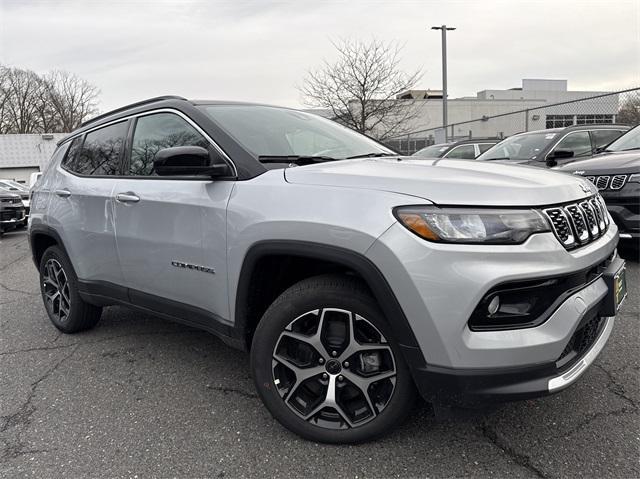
[0,191,26,236]
[412,138,498,159]
[30,96,625,443]
[0,179,30,227]
[476,124,629,167]
[555,124,640,243]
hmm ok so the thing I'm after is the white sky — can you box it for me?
[1,0,639,112]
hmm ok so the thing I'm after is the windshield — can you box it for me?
[412,144,450,158]
[0,179,29,191]
[477,131,558,161]
[200,105,395,160]
[605,125,640,152]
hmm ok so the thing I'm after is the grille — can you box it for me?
[610,175,627,190]
[558,315,604,366]
[564,204,589,243]
[543,195,608,250]
[0,211,17,221]
[586,174,628,191]
[595,176,610,190]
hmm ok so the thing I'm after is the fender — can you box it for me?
[235,240,427,370]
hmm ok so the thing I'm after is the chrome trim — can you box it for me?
[610,175,627,190]
[543,207,575,247]
[548,316,614,392]
[619,233,632,239]
[595,176,610,190]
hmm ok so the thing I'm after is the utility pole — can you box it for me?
[431,25,455,141]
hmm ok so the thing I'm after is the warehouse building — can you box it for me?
[0,133,66,183]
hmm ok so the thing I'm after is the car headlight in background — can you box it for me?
[395,206,550,244]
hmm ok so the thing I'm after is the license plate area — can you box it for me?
[601,257,627,316]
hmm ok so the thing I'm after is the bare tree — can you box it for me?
[0,64,100,134]
[617,96,640,125]
[299,38,422,140]
[46,70,100,132]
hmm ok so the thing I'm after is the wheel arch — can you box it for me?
[29,225,69,269]
[234,240,425,368]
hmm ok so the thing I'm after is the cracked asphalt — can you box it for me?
[0,229,638,478]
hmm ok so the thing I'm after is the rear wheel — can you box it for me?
[39,245,102,333]
[251,274,417,443]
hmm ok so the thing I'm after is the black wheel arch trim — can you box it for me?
[235,240,427,370]
[29,225,72,269]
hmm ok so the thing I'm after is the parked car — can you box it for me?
[29,172,42,189]
[30,96,625,443]
[0,191,26,236]
[412,138,499,159]
[0,180,30,226]
[555,124,640,243]
[476,124,629,167]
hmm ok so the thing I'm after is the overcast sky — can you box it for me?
[1,0,638,112]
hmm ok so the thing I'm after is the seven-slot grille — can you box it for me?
[585,174,628,190]
[543,195,609,250]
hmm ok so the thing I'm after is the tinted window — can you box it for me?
[478,143,495,154]
[444,144,476,159]
[70,121,128,176]
[61,136,84,173]
[592,130,624,150]
[129,113,209,176]
[552,131,592,158]
[606,125,640,152]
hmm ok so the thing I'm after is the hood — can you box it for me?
[554,151,640,175]
[284,158,597,206]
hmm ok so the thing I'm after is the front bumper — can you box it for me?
[601,183,639,240]
[366,219,619,402]
[0,207,26,229]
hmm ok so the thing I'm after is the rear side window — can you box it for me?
[128,113,209,176]
[63,121,128,176]
[478,143,494,154]
[61,136,84,173]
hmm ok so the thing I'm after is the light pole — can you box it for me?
[431,25,455,141]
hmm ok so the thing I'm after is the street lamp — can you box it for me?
[431,25,456,141]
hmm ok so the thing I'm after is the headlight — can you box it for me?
[628,173,640,183]
[394,206,550,244]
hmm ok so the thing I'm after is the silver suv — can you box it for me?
[29,96,627,444]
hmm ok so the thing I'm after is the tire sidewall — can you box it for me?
[251,279,416,444]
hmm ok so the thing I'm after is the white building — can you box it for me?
[389,79,620,143]
[0,133,67,183]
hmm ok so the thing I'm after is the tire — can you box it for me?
[39,245,102,333]
[251,274,417,444]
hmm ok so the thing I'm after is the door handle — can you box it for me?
[115,193,140,203]
[54,189,71,198]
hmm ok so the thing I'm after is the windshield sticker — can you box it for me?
[439,147,447,152]
[545,134,556,139]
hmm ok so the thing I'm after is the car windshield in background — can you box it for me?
[477,132,557,161]
[200,105,395,161]
[604,125,640,152]
[412,144,450,157]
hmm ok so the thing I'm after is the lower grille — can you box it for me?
[0,211,18,221]
[557,315,604,368]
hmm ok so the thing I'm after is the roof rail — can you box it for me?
[81,95,188,128]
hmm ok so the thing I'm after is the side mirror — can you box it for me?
[153,146,231,177]
[546,149,574,167]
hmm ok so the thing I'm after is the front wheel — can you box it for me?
[251,274,417,444]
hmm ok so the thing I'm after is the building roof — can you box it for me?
[0,133,67,169]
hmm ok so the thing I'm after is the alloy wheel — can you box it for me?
[42,258,71,322]
[272,308,397,430]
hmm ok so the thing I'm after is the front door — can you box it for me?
[113,111,233,321]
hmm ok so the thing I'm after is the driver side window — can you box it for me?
[129,113,209,176]
[551,131,592,158]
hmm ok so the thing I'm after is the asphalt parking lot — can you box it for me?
[0,229,638,478]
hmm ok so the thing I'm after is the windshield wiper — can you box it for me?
[345,152,397,159]
[258,155,338,166]
[619,147,640,152]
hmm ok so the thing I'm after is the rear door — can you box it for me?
[112,111,234,320]
[48,121,128,286]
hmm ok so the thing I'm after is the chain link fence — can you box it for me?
[385,87,640,155]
